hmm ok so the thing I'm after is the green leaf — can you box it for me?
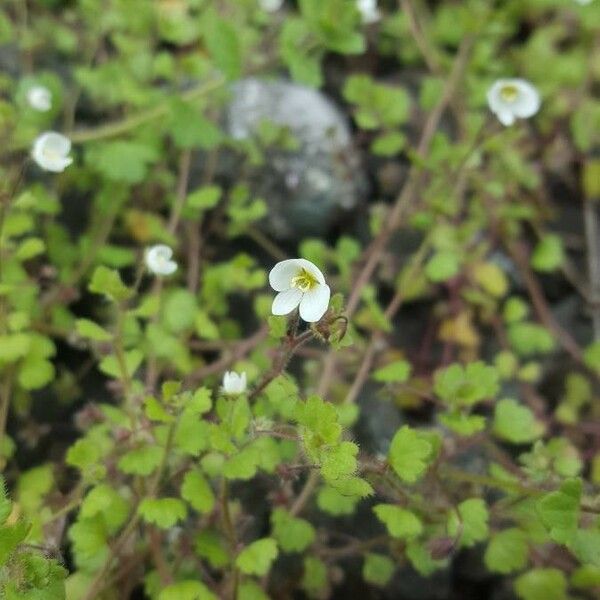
[317,486,360,516]
[536,478,581,544]
[237,581,270,600]
[203,12,241,79]
[79,484,129,533]
[222,446,260,481]
[301,556,327,595]
[373,504,423,539]
[68,517,109,571]
[186,387,213,415]
[158,580,217,600]
[0,478,11,525]
[388,426,433,483]
[439,412,486,436]
[235,538,278,576]
[320,441,358,481]
[66,435,109,478]
[571,564,600,589]
[484,528,528,574]
[99,349,143,380]
[326,476,374,498]
[531,235,564,272]
[16,237,45,261]
[371,131,406,156]
[174,419,210,456]
[0,521,30,567]
[503,297,529,323]
[168,100,221,149]
[271,508,316,553]
[76,319,112,342]
[434,361,499,407]
[296,395,342,457]
[138,498,187,529]
[507,322,555,356]
[472,261,508,297]
[0,333,30,362]
[406,540,446,576]
[181,470,215,514]
[363,553,395,587]
[344,75,410,128]
[144,396,174,423]
[118,445,163,476]
[571,528,600,567]
[425,252,460,282]
[88,266,132,302]
[279,18,323,87]
[187,186,222,213]
[194,530,229,569]
[583,341,600,375]
[86,141,158,184]
[447,499,489,547]
[514,568,567,600]
[163,289,197,333]
[493,399,545,444]
[17,464,54,513]
[373,360,412,383]
[18,356,55,390]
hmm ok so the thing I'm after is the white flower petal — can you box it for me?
[357,0,380,23]
[223,370,247,394]
[295,258,326,285]
[269,259,302,291]
[299,284,330,322]
[511,81,540,119]
[259,0,284,11]
[497,109,515,126]
[272,288,303,315]
[146,244,177,276]
[487,78,540,126]
[32,132,73,172]
[27,86,52,112]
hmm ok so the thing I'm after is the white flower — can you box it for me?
[145,244,177,276]
[26,85,52,112]
[487,79,541,126]
[357,0,380,24]
[574,0,593,5]
[223,371,247,394]
[259,0,283,11]
[31,132,73,172]
[269,258,331,323]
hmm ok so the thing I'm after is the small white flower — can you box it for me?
[357,0,380,24]
[26,85,52,112]
[269,258,331,323]
[145,244,177,276]
[574,0,593,5]
[487,78,541,127]
[31,132,73,172]
[223,371,247,394]
[259,0,283,11]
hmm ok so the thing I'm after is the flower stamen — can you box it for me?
[291,268,318,293]
[500,84,519,103]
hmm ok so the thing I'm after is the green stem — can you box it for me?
[441,467,542,498]
[220,479,240,600]
[82,420,177,600]
[0,371,13,468]
[68,77,225,144]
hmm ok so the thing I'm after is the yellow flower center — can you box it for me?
[291,268,318,293]
[500,84,519,103]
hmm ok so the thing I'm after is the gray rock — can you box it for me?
[225,78,366,239]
